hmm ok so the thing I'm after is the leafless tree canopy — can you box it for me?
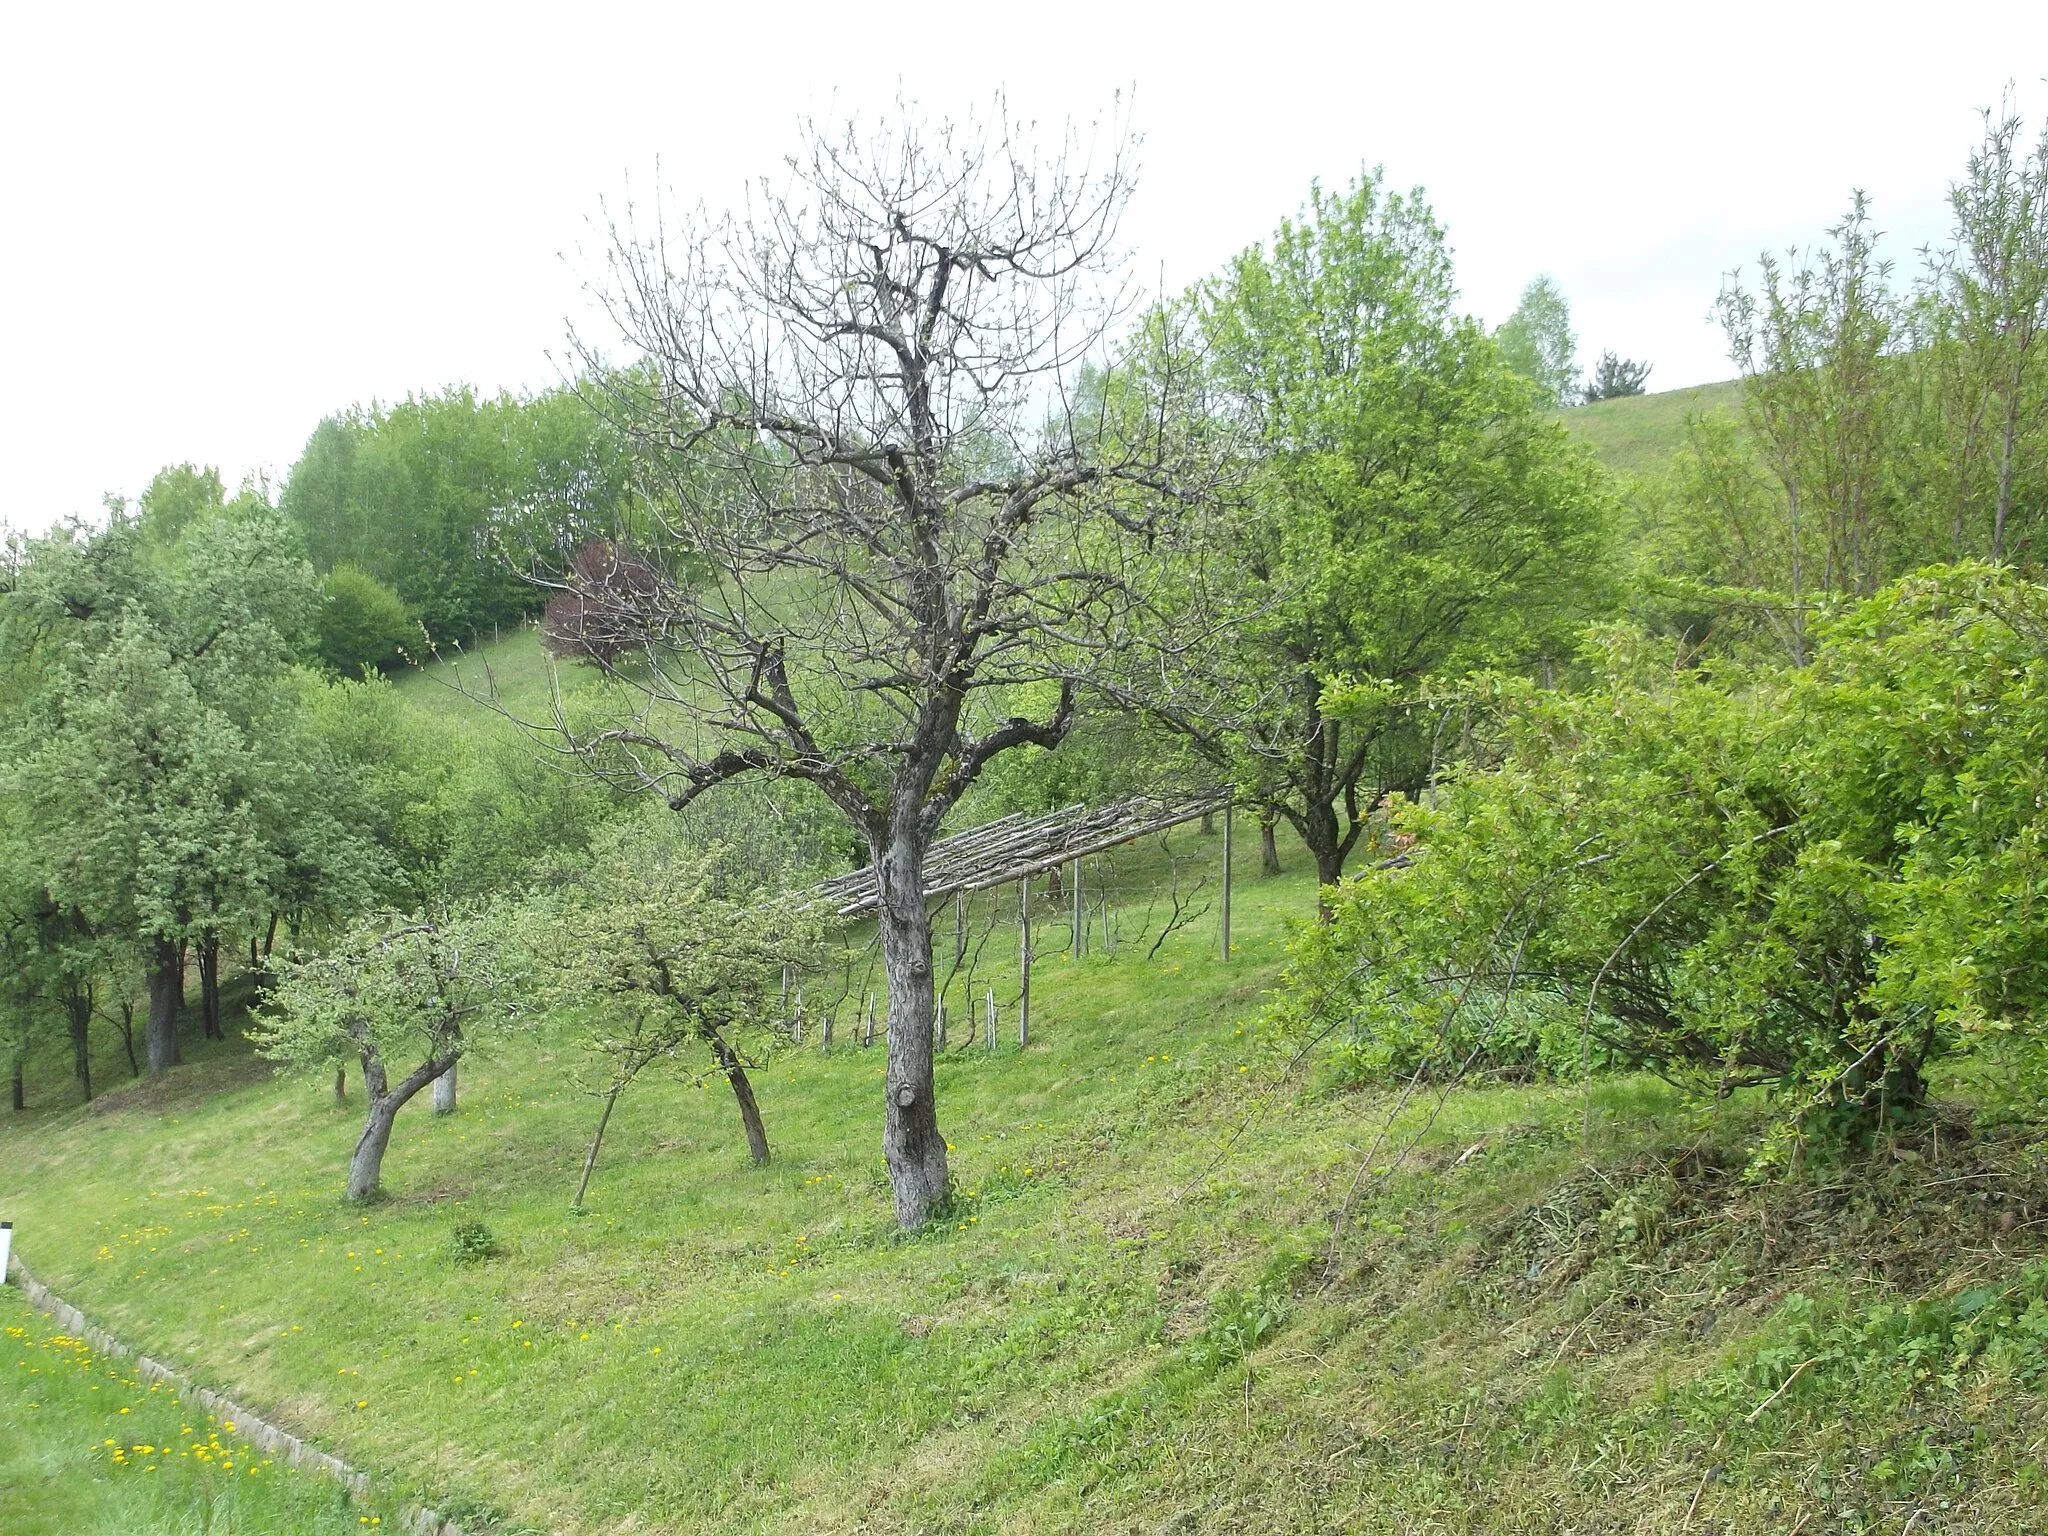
[547,99,1206,841]
[515,99,1212,1229]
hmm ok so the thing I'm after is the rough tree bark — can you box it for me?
[146,938,181,1075]
[65,987,92,1104]
[1259,810,1282,876]
[198,934,222,1041]
[875,819,943,1220]
[432,1058,457,1116]
[347,1052,456,1203]
[705,1026,772,1168]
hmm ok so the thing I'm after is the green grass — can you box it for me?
[394,626,563,724]
[0,1284,398,1534]
[6,819,2048,1532]
[1563,378,1745,477]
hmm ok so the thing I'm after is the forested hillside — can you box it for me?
[6,96,2048,1535]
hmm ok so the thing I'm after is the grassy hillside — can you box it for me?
[1563,378,1744,477]
[7,813,2048,1532]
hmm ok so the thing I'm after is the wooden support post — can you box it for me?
[793,988,804,1046]
[1221,802,1234,962]
[820,1010,833,1051]
[862,992,875,1047]
[937,995,947,1050]
[1071,858,1083,957]
[955,889,966,971]
[1019,879,1031,1048]
[986,987,997,1051]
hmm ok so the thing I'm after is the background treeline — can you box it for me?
[283,382,634,668]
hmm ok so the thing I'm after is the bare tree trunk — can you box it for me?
[1995,387,2020,562]
[1259,811,1282,876]
[115,999,139,1077]
[146,938,181,1075]
[334,1065,347,1105]
[66,993,92,1104]
[347,1098,401,1202]
[175,939,188,1011]
[877,820,947,1227]
[432,1060,457,1115]
[572,1085,623,1208]
[346,1055,451,1202]
[707,1028,770,1166]
[10,1060,22,1112]
[199,935,221,1040]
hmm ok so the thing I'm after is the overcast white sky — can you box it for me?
[4,2,2046,533]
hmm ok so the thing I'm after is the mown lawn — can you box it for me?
[6,819,2048,1533]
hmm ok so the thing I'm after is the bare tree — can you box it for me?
[508,101,1206,1228]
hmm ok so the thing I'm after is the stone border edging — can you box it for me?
[5,1251,466,1536]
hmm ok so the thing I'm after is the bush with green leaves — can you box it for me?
[1275,564,2048,1143]
[316,564,414,675]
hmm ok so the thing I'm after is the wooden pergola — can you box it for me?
[804,789,1240,1048]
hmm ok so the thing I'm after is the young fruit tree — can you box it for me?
[523,827,822,1205]
[509,103,1207,1228]
[257,909,522,1201]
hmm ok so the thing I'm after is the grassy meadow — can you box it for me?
[1562,378,1743,476]
[6,790,2048,1532]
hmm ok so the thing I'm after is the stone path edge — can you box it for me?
[5,1249,468,1536]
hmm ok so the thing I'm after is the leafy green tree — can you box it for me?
[1717,197,1906,642]
[1495,276,1578,405]
[258,907,524,1201]
[1156,171,1613,891]
[137,463,226,546]
[1,509,368,1068]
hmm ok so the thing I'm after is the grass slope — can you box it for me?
[1563,379,1744,477]
[0,1284,399,1534]
[6,826,2048,1533]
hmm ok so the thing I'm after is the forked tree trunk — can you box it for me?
[146,938,182,1075]
[876,819,947,1228]
[346,1053,455,1202]
[706,1027,770,1165]
[1259,812,1282,876]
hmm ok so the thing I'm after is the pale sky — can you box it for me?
[5,2,2046,533]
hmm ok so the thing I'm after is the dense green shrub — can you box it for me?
[1275,565,2048,1140]
[316,564,414,675]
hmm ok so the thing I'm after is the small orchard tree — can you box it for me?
[506,101,1207,1229]
[526,827,821,1205]
[258,909,522,1201]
